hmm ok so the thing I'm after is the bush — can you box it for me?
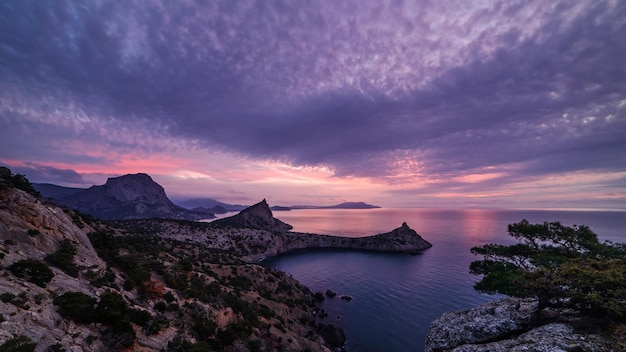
[0,167,40,198]
[95,291,129,325]
[9,259,54,287]
[101,321,135,350]
[53,292,97,324]
[45,240,79,277]
[471,220,626,321]
[0,335,36,352]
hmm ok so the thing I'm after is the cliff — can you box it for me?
[211,199,293,232]
[208,200,430,258]
[260,222,432,259]
[37,174,215,221]
[424,298,616,351]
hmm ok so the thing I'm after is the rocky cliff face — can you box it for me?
[211,199,293,232]
[424,298,616,352]
[43,173,214,220]
[0,187,108,350]
[0,187,104,269]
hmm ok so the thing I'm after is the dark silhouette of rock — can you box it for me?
[211,199,293,232]
[39,174,215,220]
[288,201,381,209]
[318,324,346,348]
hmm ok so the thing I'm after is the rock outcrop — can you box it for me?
[424,298,616,352]
[210,200,431,258]
[211,199,293,232]
[37,173,215,221]
[260,222,432,259]
[0,187,104,269]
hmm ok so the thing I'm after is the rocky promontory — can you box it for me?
[207,200,432,260]
[424,298,616,351]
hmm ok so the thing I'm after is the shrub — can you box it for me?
[53,292,97,324]
[95,291,129,325]
[46,343,66,352]
[0,292,15,303]
[101,321,135,350]
[0,335,36,352]
[45,240,79,277]
[9,259,54,287]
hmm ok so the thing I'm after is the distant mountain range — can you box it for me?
[172,197,248,212]
[272,202,381,211]
[34,174,380,221]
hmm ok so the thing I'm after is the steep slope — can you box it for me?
[211,199,293,232]
[0,176,334,351]
[0,187,104,269]
[45,173,215,220]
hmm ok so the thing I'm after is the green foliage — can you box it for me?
[53,292,97,324]
[9,259,54,287]
[101,320,135,350]
[45,240,79,277]
[471,220,626,321]
[96,291,129,324]
[46,343,67,352]
[0,335,36,352]
[54,290,141,348]
[87,230,163,288]
[0,292,15,303]
[0,167,40,198]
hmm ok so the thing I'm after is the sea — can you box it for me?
[260,208,626,352]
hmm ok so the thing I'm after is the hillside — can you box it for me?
[0,172,335,351]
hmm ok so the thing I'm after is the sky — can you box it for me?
[1,0,625,209]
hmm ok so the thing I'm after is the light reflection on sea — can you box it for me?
[264,208,626,352]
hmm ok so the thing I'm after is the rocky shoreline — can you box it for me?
[424,297,618,351]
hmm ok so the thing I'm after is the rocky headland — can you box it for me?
[205,200,432,261]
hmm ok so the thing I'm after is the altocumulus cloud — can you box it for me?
[0,0,625,184]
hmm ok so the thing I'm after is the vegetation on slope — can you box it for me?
[471,220,626,328]
[0,167,331,351]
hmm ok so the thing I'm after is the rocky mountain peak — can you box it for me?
[101,173,168,203]
[211,199,293,232]
[38,173,215,221]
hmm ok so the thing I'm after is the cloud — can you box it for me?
[0,0,625,205]
[2,162,87,186]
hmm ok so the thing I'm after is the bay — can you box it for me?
[263,208,626,352]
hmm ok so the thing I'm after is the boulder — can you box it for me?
[425,298,537,351]
[424,298,616,352]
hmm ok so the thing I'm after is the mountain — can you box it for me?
[173,197,247,212]
[36,174,215,221]
[211,199,293,232]
[33,183,83,200]
[287,201,381,210]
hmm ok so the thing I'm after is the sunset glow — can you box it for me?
[1,0,625,209]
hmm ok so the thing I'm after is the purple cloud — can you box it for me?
[0,0,624,199]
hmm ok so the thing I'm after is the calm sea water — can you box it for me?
[263,208,626,352]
